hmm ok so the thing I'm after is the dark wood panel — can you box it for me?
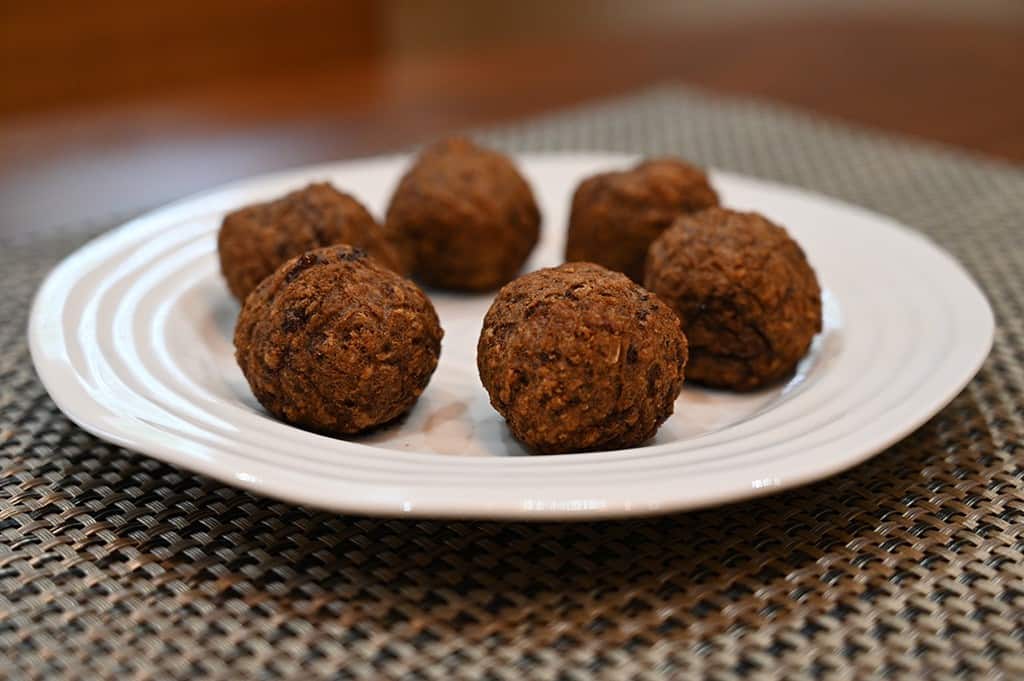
[0,0,382,116]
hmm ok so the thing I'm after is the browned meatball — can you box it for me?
[644,208,822,391]
[218,182,404,301]
[477,263,687,454]
[234,245,443,435]
[386,137,541,291]
[565,158,719,283]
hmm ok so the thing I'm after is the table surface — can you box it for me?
[1,13,1023,241]
[4,81,1024,680]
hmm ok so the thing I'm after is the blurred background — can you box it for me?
[2,0,1023,239]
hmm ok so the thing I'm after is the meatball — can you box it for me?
[477,263,687,454]
[644,208,822,391]
[386,137,541,291]
[218,182,404,301]
[564,158,719,283]
[234,245,443,435]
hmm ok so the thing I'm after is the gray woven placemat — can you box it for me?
[3,86,1023,680]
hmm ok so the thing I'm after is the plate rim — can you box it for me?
[28,151,995,520]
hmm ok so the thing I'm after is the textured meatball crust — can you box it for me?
[218,182,404,300]
[234,245,443,435]
[478,263,688,454]
[644,208,822,391]
[565,158,719,283]
[385,137,541,291]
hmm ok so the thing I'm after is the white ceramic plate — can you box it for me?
[29,153,993,520]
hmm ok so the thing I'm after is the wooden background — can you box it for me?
[2,1,1023,240]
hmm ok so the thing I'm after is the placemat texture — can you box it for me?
[3,86,1023,680]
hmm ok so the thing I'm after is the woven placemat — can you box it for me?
[3,86,1023,680]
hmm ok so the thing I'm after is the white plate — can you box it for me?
[29,153,993,520]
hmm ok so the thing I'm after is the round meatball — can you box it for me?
[386,137,541,291]
[234,245,443,435]
[219,182,404,301]
[565,158,719,283]
[644,208,822,391]
[477,263,687,454]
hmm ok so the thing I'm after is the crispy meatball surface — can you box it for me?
[234,245,442,435]
[644,208,822,391]
[385,137,541,291]
[218,182,404,300]
[564,158,719,283]
[477,263,687,454]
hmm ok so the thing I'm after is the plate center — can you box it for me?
[173,258,839,456]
